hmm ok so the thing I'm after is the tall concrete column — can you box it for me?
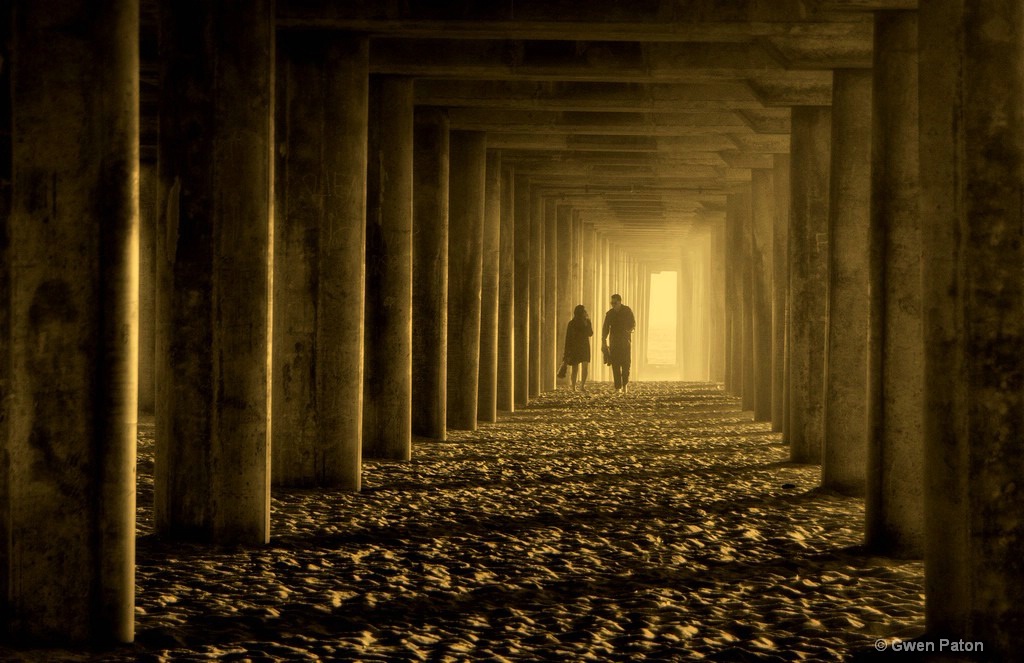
[513,174,531,406]
[447,130,487,430]
[0,12,11,632]
[497,163,516,412]
[772,155,791,433]
[787,106,832,464]
[412,109,449,440]
[750,171,775,422]
[866,12,924,557]
[556,205,573,381]
[528,189,545,397]
[156,0,274,540]
[542,199,559,391]
[8,0,138,641]
[138,163,157,416]
[477,151,501,422]
[583,225,597,324]
[364,75,414,460]
[272,34,367,489]
[740,193,755,411]
[726,193,750,399]
[920,1,1024,652]
[823,70,872,496]
[709,219,727,384]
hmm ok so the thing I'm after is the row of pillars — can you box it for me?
[4,1,1024,656]
[1,0,666,645]
[717,6,1024,656]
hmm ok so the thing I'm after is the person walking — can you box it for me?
[601,293,636,394]
[562,304,593,393]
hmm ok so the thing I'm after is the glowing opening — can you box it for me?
[646,271,677,365]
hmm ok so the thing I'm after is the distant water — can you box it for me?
[646,326,676,364]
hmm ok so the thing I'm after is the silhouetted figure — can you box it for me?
[602,293,636,394]
[563,304,594,393]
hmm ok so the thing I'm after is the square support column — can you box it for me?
[8,0,138,642]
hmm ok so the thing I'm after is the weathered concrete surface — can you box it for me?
[156,0,274,540]
[272,34,368,489]
[412,109,449,440]
[478,151,502,423]
[787,106,831,465]
[447,131,487,430]
[528,190,545,398]
[750,170,774,422]
[771,154,791,433]
[364,76,414,460]
[867,12,923,559]
[513,174,531,407]
[822,70,872,496]
[497,163,516,412]
[542,199,559,391]
[8,0,138,642]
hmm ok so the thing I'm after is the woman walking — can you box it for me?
[562,304,594,393]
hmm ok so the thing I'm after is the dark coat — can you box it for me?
[602,305,636,364]
[563,317,593,364]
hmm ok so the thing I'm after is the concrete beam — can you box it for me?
[500,149,729,166]
[416,80,766,112]
[815,0,916,10]
[371,39,838,83]
[747,74,833,106]
[279,1,872,39]
[487,133,741,152]
[446,109,752,135]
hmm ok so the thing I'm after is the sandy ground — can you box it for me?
[3,382,925,661]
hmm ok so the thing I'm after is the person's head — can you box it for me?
[573,304,587,320]
[610,293,622,310]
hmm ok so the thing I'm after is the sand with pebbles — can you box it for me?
[2,382,925,662]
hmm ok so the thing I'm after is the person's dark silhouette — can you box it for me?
[601,293,636,394]
[562,304,593,393]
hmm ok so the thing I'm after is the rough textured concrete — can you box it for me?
[709,221,727,384]
[920,2,1024,652]
[364,76,414,460]
[412,109,449,440]
[513,174,531,407]
[8,0,138,642]
[447,131,487,430]
[272,34,369,489]
[542,199,559,391]
[556,205,574,378]
[497,163,516,412]
[822,70,872,497]
[787,107,831,465]
[156,0,274,540]
[771,155,791,434]
[477,151,502,422]
[867,11,923,559]
[528,190,545,398]
[138,163,157,416]
[750,172,774,421]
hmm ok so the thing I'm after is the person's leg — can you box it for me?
[570,363,578,390]
[580,362,589,391]
[622,352,632,392]
[612,364,622,391]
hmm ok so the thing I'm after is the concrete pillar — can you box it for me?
[750,172,774,422]
[709,220,727,384]
[447,130,487,430]
[513,174,531,406]
[138,163,157,416]
[528,190,544,397]
[726,193,749,398]
[477,151,501,422]
[7,0,138,641]
[156,0,274,540]
[823,70,872,496]
[0,11,11,632]
[583,225,596,328]
[556,205,573,384]
[920,1,1024,652]
[364,76,414,460]
[272,34,367,489]
[497,163,515,412]
[740,194,755,410]
[772,155,791,433]
[412,109,449,440]
[866,12,924,557]
[787,106,831,464]
[542,199,559,391]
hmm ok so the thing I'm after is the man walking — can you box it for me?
[601,293,636,394]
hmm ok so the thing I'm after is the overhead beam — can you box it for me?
[446,109,753,135]
[370,39,839,84]
[415,80,767,112]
